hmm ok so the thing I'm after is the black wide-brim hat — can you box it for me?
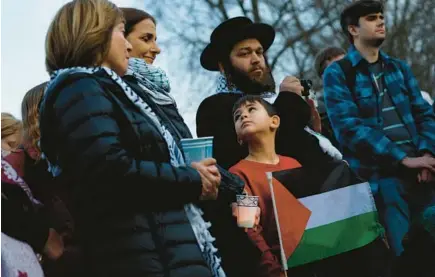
[201,17,275,71]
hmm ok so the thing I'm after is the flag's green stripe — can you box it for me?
[287,212,382,268]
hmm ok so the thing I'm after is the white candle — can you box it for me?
[236,195,259,228]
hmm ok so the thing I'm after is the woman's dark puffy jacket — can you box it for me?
[39,69,213,277]
[124,76,260,277]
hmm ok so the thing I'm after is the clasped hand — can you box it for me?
[191,158,221,200]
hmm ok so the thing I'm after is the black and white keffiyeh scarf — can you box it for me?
[215,74,275,100]
[216,74,275,98]
[216,74,243,94]
[1,151,42,206]
[126,58,176,106]
[44,62,225,277]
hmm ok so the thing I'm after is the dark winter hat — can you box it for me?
[200,17,275,71]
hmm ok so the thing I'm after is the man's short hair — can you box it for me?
[232,95,278,120]
[340,0,384,43]
[314,47,346,78]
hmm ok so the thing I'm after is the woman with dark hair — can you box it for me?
[40,1,232,276]
[120,7,193,140]
[2,152,63,262]
[122,8,161,64]
[120,7,259,277]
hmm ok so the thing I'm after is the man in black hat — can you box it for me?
[323,0,435,263]
[196,17,334,171]
[197,16,395,277]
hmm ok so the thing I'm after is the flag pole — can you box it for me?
[266,172,288,277]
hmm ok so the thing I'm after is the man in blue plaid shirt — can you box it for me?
[323,0,435,256]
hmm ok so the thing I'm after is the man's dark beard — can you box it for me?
[224,62,276,95]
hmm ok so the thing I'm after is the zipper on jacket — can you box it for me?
[370,72,382,125]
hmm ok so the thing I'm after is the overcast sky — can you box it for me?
[1,0,209,134]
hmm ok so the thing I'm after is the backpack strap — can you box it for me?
[337,58,357,97]
[336,58,363,113]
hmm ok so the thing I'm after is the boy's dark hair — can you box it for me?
[314,47,346,78]
[232,95,278,120]
[340,0,384,43]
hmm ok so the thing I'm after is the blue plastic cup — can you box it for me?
[180,136,214,165]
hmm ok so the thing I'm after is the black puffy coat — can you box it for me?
[40,70,213,277]
[124,76,261,277]
[1,181,49,253]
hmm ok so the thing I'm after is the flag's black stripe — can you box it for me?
[272,161,364,198]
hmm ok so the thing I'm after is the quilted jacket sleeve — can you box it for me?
[40,75,203,206]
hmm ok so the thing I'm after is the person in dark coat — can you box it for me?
[196,17,344,277]
[119,8,258,277]
[40,1,226,276]
[12,82,81,276]
[120,7,192,141]
[196,17,336,172]
[1,154,64,269]
[3,82,79,276]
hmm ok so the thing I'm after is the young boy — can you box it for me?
[229,95,311,277]
[229,95,393,277]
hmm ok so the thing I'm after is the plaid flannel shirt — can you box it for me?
[323,46,435,183]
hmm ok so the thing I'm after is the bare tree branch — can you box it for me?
[270,16,336,70]
[204,0,230,19]
[145,0,435,94]
[250,0,261,22]
[271,1,292,29]
[236,0,249,16]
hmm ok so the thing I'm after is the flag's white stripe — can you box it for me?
[298,182,376,229]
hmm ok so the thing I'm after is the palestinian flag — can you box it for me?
[271,161,384,268]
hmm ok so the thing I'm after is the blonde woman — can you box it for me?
[40,0,224,276]
[1,113,23,156]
